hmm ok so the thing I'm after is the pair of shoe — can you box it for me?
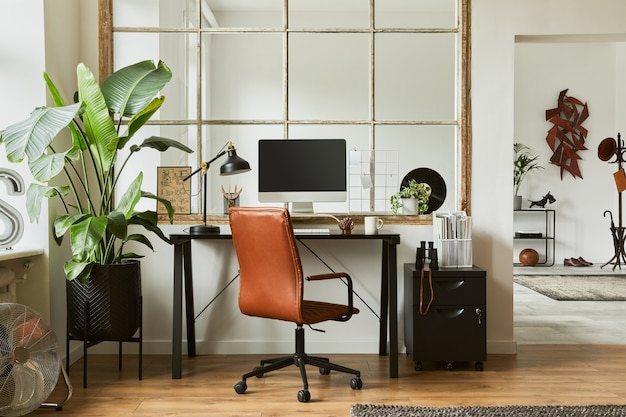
[564,257,593,267]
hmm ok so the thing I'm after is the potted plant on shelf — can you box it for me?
[513,142,543,210]
[390,179,432,215]
[0,60,193,341]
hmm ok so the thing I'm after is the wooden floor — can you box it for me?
[33,345,626,417]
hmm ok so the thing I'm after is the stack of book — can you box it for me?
[433,211,473,268]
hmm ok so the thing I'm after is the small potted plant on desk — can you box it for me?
[514,142,543,210]
[390,179,431,215]
[0,60,193,346]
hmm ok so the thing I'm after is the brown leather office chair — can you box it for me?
[228,207,362,402]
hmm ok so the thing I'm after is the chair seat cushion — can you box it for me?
[301,300,359,325]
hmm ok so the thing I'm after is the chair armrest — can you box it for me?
[306,272,354,322]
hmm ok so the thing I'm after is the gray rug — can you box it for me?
[514,275,626,301]
[351,404,626,417]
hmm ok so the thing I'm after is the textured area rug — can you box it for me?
[514,275,626,301]
[351,404,626,417]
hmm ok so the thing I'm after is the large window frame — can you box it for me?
[98,0,472,224]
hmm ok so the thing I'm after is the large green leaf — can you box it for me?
[142,190,175,223]
[26,183,70,223]
[77,63,119,173]
[102,60,172,118]
[69,215,108,260]
[107,210,128,240]
[133,136,193,153]
[0,103,81,163]
[117,97,165,149]
[43,72,86,152]
[128,210,171,244]
[54,213,90,238]
[28,151,67,182]
[124,233,153,250]
[64,259,94,283]
[116,173,143,219]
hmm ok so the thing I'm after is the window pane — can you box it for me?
[202,124,283,213]
[375,0,457,29]
[206,0,282,28]
[376,124,457,213]
[113,32,199,121]
[289,33,369,121]
[203,33,283,120]
[375,33,456,121]
[288,0,369,29]
[113,0,198,28]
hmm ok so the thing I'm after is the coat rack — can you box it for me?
[599,133,626,270]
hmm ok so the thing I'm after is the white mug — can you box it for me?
[364,216,384,234]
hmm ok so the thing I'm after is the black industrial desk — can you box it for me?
[169,230,401,379]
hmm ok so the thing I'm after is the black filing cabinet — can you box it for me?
[404,263,486,371]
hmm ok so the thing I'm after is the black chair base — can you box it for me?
[234,325,362,402]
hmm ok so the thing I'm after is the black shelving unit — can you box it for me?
[403,263,486,372]
[513,209,555,266]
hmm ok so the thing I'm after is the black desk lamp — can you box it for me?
[183,141,250,235]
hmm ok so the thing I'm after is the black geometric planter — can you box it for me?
[66,260,141,342]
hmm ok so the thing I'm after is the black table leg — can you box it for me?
[172,242,183,379]
[183,240,196,357]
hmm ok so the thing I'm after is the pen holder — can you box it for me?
[223,193,240,214]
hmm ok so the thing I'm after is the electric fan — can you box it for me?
[0,303,72,416]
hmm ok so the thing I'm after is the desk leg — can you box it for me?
[387,242,398,378]
[183,240,196,357]
[379,243,389,357]
[172,243,183,379]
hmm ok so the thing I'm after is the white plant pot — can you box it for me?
[402,198,419,214]
[514,195,522,211]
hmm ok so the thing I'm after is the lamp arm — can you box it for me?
[182,149,227,182]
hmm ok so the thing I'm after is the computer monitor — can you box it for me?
[258,139,347,213]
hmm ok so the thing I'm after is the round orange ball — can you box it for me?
[519,248,539,266]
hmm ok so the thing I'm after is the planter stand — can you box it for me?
[66,296,142,388]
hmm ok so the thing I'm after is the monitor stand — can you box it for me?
[290,202,314,214]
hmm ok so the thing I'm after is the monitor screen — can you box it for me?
[258,139,347,212]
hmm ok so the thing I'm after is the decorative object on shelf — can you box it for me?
[529,191,556,208]
[0,169,24,250]
[391,167,446,214]
[390,179,430,214]
[338,217,354,234]
[513,143,544,210]
[184,142,250,235]
[157,166,192,214]
[221,185,242,214]
[598,134,626,270]
[518,248,539,266]
[545,89,589,179]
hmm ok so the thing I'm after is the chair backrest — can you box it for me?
[229,207,305,324]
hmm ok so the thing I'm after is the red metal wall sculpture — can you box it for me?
[545,89,589,179]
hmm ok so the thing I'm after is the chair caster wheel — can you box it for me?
[350,377,363,390]
[254,366,264,378]
[475,361,484,371]
[234,381,247,394]
[297,389,311,402]
[319,367,331,375]
[446,361,454,370]
[414,361,422,371]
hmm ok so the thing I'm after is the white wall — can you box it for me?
[7,1,626,361]
[515,41,621,263]
[0,1,51,320]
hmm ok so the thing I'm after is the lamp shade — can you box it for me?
[220,147,251,176]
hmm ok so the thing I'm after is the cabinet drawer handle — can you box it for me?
[437,280,464,290]
[436,308,464,318]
